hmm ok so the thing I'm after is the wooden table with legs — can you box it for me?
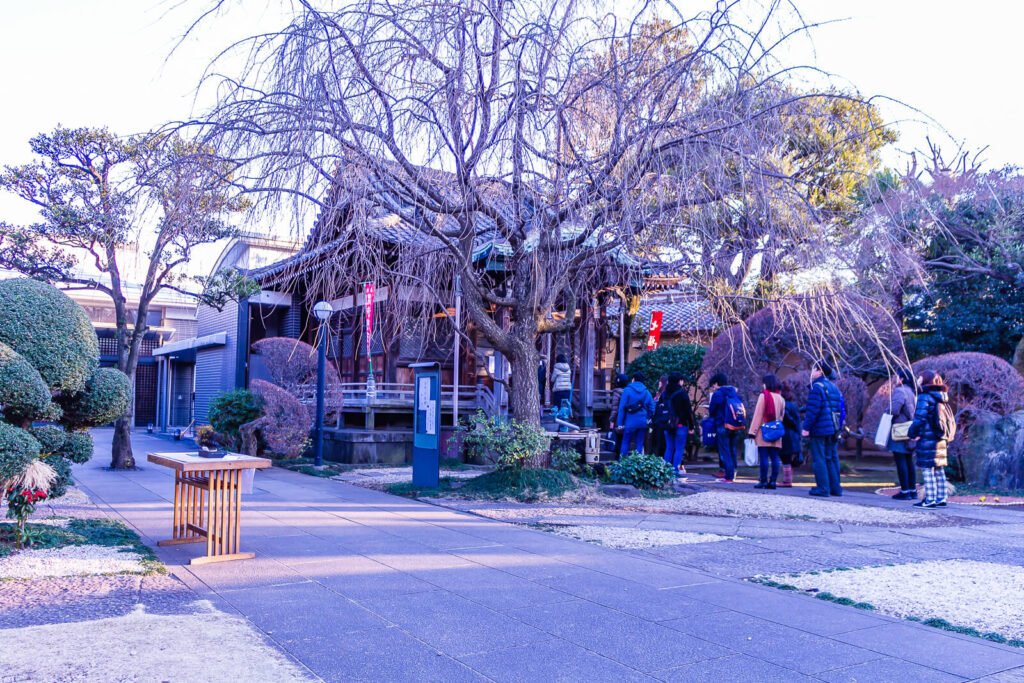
[147,452,271,565]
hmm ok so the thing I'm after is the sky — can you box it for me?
[0,0,1020,276]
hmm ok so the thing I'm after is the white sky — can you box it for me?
[0,0,1020,277]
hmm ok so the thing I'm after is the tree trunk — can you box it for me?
[507,344,542,426]
[111,415,136,469]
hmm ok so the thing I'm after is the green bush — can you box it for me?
[209,389,263,447]
[461,412,550,470]
[45,454,72,499]
[0,281,126,501]
[627,343,705,395]
[61,432,93,465]
[0,342,54,422]
[0,421,41,482]
[29,425,66,456]
[609,452,675,489]
[0,278,97,393]
[550,444,582,473]
[57,367,133,430]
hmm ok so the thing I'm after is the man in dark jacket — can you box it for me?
[708,372,742,482]
[802,361,845,497]
[908,370,953,508]
[617,372,655,455]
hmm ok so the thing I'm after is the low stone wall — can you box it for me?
[322,426,460,464]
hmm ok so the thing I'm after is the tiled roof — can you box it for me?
[606,295,719,335]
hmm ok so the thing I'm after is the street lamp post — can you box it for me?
[312,300,334,467]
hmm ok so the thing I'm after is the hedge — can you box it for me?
[0,421,41,482]
[0,341,54,421]
[57,367,133,430]
[0,278,97,393]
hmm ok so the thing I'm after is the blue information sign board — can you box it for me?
[411,362,441,488]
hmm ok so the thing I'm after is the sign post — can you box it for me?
[411,362,441,488]
[646,311,664,351]
[364,282,377,400]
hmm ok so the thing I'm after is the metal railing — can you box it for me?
[294,382,498,425]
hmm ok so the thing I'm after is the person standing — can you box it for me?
[662,373,695,478]
[779,383,802,487]
[617,372,655,455]
[888,368,918,500]
[550,353,572,410]
[908,370,955,508]
[708,372,745,482]
[651,375,670,457]
[748,374,786,489]
[537,359,546,406]
[802,361,845,497]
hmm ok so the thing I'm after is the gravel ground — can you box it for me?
[0,545,148,579]
[604,490,933,526]
[337,467,485,489]
[763,560,1024,641]
[0,602,312,682]
[544,524,741,549]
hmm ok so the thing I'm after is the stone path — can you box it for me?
[70,431,1024,682]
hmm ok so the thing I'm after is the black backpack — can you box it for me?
[653,397,675,430]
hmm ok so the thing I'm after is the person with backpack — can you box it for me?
[708,372,745,482]
[659,373,696,478]
[802,361,845,497]
[651,375,670,457]
[617,372,655,455]
[888,368,918,500]
[779,383,802,487]
[908,370,956,508]
[747,374,786,489]
[550,353,572,410]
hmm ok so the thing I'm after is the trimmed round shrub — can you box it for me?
[609,453,675,489]
[45,453,72,499]
[701,301,900,405]
[61,431,94,464]
[250,379,312,459]
[0,341,54,422]
[0,278,97,393]
[0,421,41,482]
[251,337,342,388]
[57,367,133,430]
[627,343,706,395]
[209,389,263,446]
[912,352,1024,417]
[29,425,66,456]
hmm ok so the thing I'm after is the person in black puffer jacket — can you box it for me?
[801,361,846,497]
[907,369,952,508]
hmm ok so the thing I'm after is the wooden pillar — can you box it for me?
[580,299,596,427]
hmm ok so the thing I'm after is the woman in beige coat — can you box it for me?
[747,374,786,489]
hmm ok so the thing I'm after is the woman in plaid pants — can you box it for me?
[907,370,953,508]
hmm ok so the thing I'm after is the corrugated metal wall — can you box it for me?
[193,300,240,424]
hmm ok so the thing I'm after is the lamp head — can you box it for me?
[312,301,334,321]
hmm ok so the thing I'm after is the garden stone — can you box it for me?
[672,481,706,495]
[601,484,641,498]
[961,409,1024,489]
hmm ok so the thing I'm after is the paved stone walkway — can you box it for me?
[74,432,1024,682]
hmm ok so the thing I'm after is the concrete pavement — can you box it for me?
[74,431,1024,682]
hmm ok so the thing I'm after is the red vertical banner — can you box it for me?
[646,310,663,350]
[364,282,375,359]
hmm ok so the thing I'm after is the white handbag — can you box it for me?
[744,438,758,466]
[874,412,893,448]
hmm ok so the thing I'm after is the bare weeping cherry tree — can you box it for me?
[190,0,906,426]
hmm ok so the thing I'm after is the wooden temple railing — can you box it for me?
[294,382,500,427]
